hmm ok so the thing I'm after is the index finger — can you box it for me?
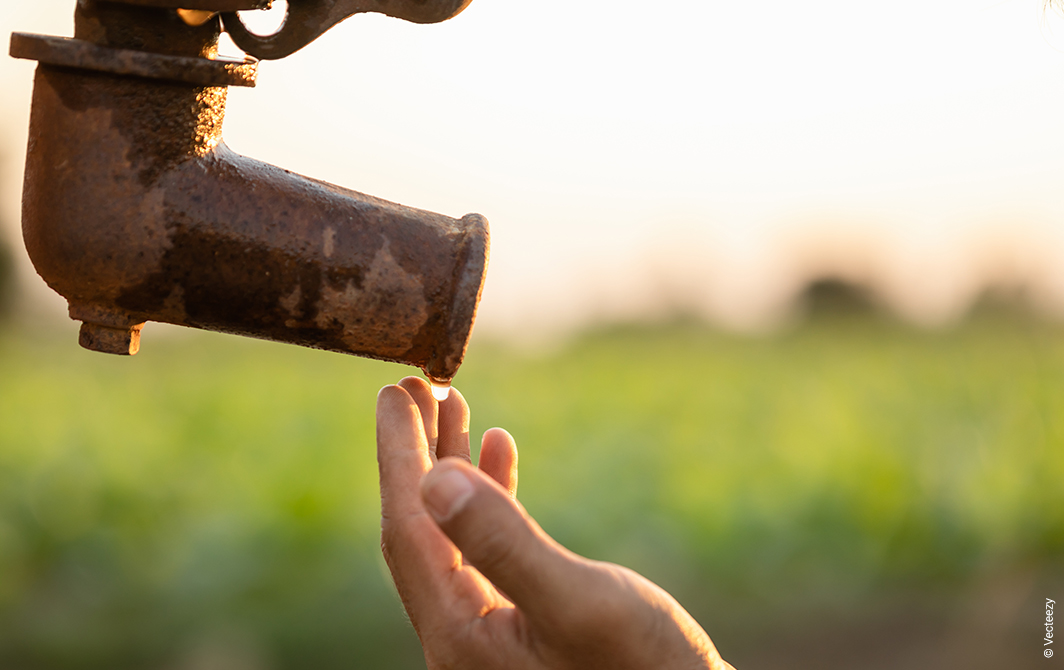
[376,385,485,627]
[377,386,460,576]
[376,385,435,521]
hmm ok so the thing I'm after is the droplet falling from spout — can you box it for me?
[430,381,451,402]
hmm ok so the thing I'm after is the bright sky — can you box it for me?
[2,0,1064,337]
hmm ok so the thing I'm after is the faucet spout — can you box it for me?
[13,10,488,382]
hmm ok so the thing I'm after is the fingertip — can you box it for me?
[439,385,469,418]
[478,428,519,498]
[397,377,439,452]
[437,387,472,462]
[397,376,432,395]
[445,385,466,401]
[483,427,516,449]
[481,428,518,464]
[376,383,411,409]
[376,386,418,437]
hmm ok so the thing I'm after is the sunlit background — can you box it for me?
[0,1,1063,668]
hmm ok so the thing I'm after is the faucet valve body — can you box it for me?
[11,2,488,383]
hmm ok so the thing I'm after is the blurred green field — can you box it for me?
[0,309,1062,669]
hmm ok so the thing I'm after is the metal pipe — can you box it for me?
[11,2,488,383]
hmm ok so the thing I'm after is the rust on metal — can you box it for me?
[10,33,258,88]
[74,1,224,58]
[10,0,488,383]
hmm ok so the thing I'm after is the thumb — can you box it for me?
[420,458,577,620]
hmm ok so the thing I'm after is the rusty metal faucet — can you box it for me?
[9,0,488,385]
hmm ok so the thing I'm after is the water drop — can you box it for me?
[430,381,451,402]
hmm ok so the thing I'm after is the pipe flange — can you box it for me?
[9,32,257,88]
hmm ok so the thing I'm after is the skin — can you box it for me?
[376,376,735,670]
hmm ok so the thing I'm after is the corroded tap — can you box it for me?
[9,0,488,385]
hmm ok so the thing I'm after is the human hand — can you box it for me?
[376,377,734,670]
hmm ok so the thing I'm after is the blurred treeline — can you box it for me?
[0,289,1060,670]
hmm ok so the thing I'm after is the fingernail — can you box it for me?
[423,469,475,522]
